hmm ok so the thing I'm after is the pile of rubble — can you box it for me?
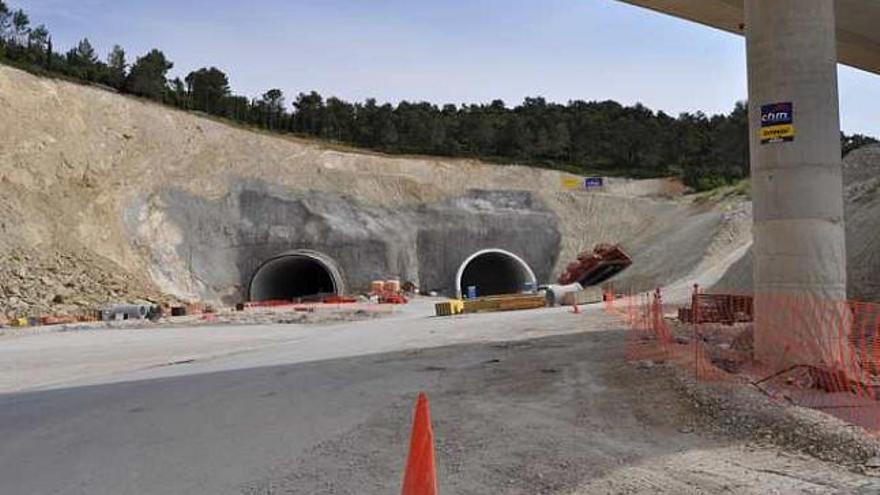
[0,246,176,319]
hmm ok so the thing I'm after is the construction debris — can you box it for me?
[0,247,176,319]
[558,244,632,286]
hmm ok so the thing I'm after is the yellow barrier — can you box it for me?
[434,300,464,317]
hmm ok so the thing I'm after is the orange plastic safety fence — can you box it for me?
[607,284,880,435]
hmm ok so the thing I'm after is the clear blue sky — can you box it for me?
[14,0,880,135]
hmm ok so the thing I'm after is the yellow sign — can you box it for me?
[561,177,582,190]
[761,124,795,144]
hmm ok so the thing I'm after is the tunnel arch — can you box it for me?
[248,250,346,302]
[454,249,538,299]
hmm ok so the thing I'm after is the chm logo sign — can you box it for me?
[760,102,795,144]
[760,102,793,127]
[762,110,790,124]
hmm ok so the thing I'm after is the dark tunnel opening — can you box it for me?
[457,250,537,298]
[249,253,342,302]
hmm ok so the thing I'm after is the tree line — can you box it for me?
[1,2,875,191]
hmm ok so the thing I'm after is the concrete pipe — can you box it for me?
[544,283,584,307]
[454,249,538,299]
[100,304,151,321]
[248,250,346,301]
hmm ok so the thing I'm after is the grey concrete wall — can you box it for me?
[745,0,849,368]
[416,190,560,293]
[126,181,561,304]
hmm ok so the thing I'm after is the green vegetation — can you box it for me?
[693,179,751,204]
[0,2,876,191]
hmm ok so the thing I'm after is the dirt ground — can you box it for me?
[241,330,879,495]
[2,303,879,493]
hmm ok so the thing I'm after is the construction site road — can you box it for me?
[0,299,595,394]
[1,302,878,494]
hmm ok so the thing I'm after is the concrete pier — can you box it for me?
[745,0,849,368]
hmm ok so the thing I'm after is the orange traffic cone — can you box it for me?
[401,392,438,495]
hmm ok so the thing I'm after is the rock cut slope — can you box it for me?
[0,64,755,315]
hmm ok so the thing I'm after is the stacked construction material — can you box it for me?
[462,293,546,314]
[385,279,402,293]
[370,278,408,304]
[678,293,754,325]
[434,294,546,317]
[558,244,633,286]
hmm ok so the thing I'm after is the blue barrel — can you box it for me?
[467,286,478,299]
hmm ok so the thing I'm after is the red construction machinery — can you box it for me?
[558,244,633,286]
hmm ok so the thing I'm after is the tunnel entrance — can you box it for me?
[455,249,537,298]
[248,250,345,302]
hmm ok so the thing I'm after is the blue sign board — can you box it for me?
[584,177,604,188]
[761,102,793,127]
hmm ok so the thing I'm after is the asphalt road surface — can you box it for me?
[1,304,877,494]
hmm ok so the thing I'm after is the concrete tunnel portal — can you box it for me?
[248,250,345,302]
[455,249,537,299]
[248,248,538,301]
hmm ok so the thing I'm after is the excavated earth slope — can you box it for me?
[0,64,763,316]
[713,144,880,301]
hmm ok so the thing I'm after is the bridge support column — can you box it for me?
[745,0,849,369]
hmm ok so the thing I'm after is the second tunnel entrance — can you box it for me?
[455,249,537,298]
